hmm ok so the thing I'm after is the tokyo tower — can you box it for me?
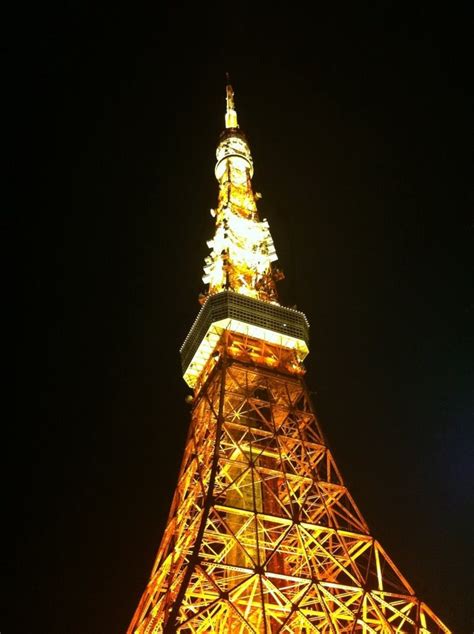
[127,82,451,633]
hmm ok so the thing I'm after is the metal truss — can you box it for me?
[128,336,450,633]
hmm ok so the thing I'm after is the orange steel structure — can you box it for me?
[128,83,450,633]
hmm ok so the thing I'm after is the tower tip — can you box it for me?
[225,74,238,129]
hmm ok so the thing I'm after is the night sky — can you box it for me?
[13,3,473,633]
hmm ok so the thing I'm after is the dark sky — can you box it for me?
[13,3,473,633]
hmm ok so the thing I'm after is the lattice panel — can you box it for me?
[128,356,450,633]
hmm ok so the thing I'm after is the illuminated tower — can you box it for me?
[128,82,450,633]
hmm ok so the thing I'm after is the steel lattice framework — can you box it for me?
[127,82,450,633]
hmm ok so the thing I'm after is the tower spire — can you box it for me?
[225,73,238,129]
[203,78,282,306]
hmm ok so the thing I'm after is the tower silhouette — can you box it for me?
[128,82,450,633]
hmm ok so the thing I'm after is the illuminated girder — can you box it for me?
[127,83,451,633]
[128,341,450,633]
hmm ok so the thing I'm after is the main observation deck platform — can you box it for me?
[180,291,310,388]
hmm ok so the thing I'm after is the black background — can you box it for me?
[12,3,473,633]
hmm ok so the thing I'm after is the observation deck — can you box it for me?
[180,291,310,387]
